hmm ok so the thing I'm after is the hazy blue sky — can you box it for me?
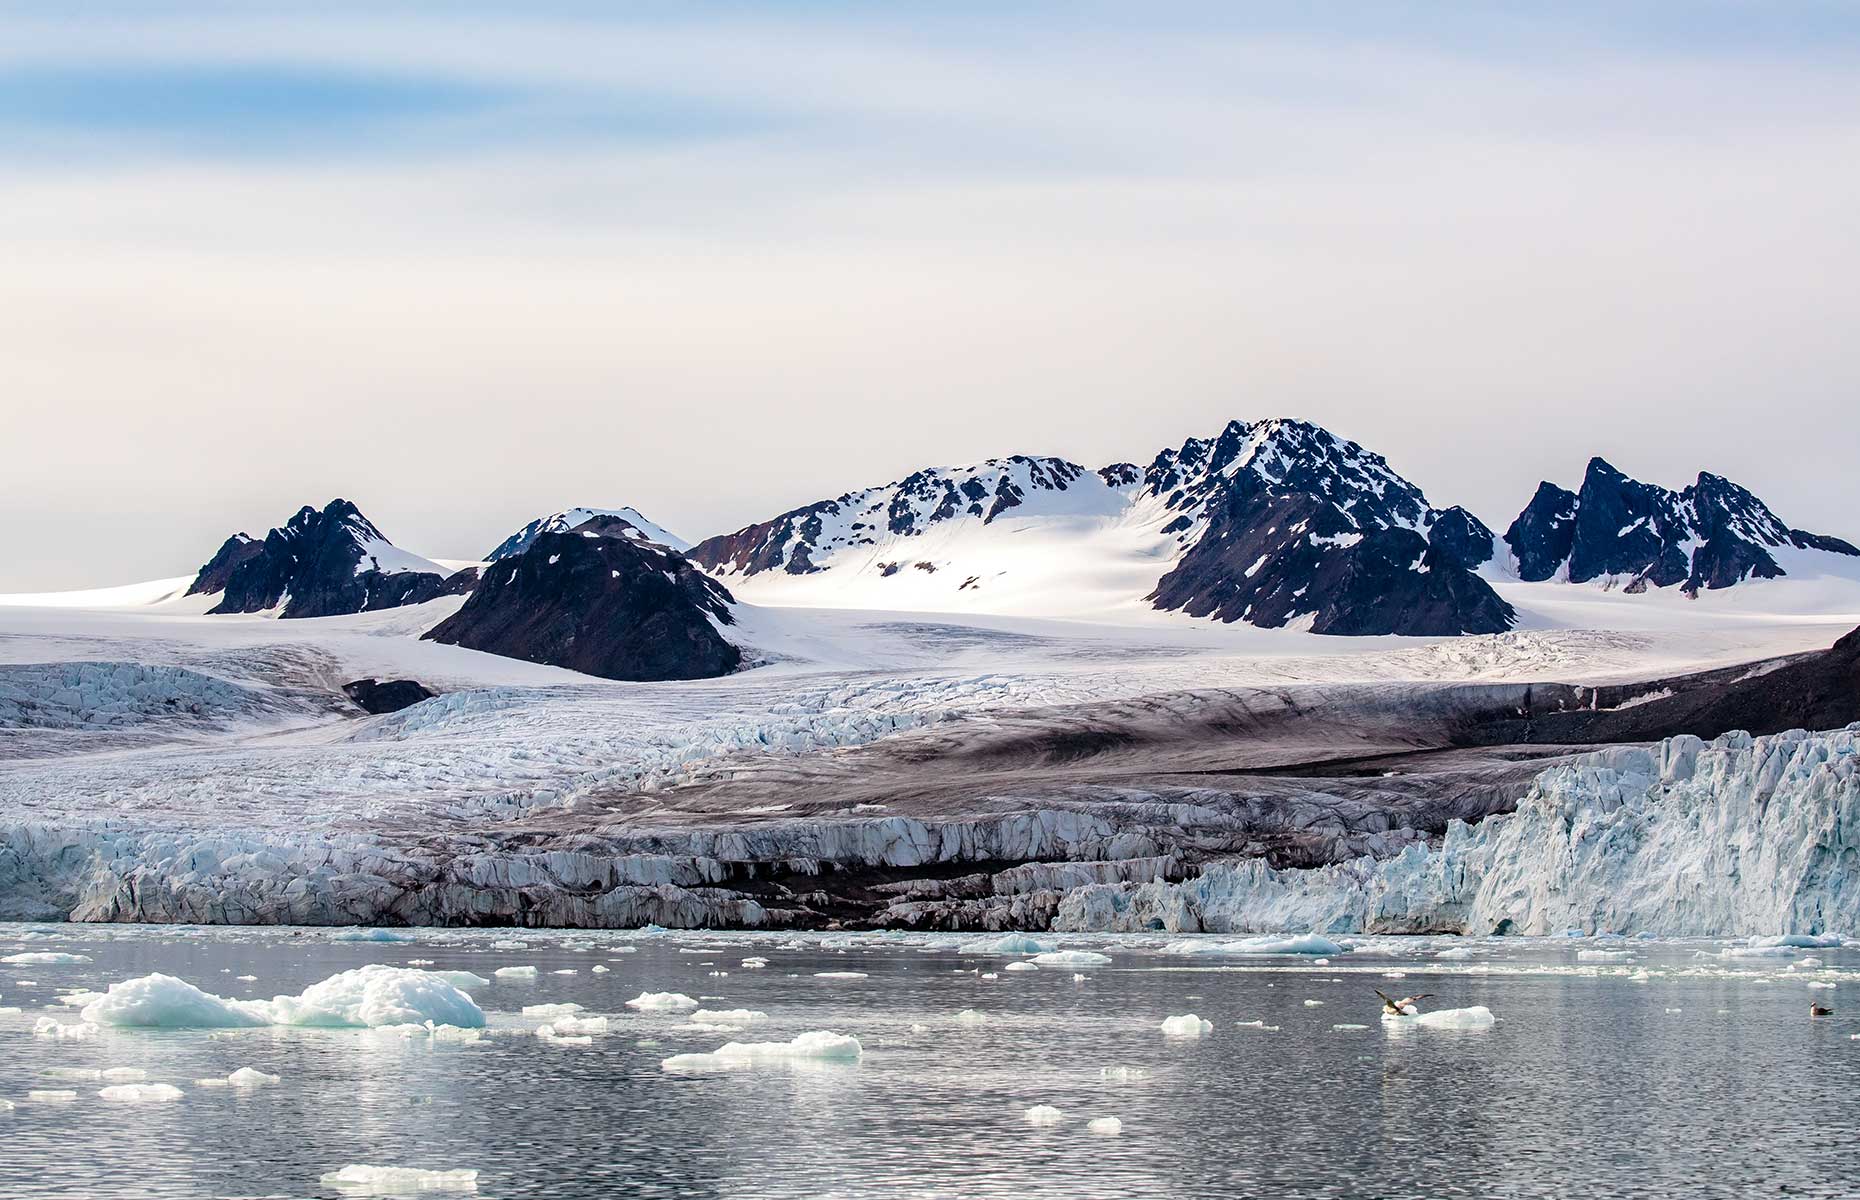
[5,2,1859,589]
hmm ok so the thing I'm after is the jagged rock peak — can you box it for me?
[487,506,691,561]
[1503,458,1857,593]
[191,499,455,619]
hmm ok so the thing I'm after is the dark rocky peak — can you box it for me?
[1142,418,1433,539]
[184,533,263,597]
[1504,458,1857,594]
[1425,506,1498,572]
[193,499,453,619]
[688,454,1096,578]
[487,506,689,561]
[1502,482,1579,582]
[425,529,740,681]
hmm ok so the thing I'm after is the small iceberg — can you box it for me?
[1384,1005,1497,1030]
[98,1083,184,1103]
[80,967,485,1030]
[2,952,92,965]
[1029,950,1111,967]
[319,1165,478,1194]
[625,992,699,1012]
[328,929,415,943]
[660,1030,863,1072]
[1024,1105,1065,1126]
[1159,1014,1213,1038]
[1088,1117,1123,1135]
[957,933,1053,955]
[1164,935,1343,957]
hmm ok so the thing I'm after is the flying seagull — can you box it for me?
[1375,989,1435,1017]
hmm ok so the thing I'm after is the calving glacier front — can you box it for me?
[1058,725,1860,937]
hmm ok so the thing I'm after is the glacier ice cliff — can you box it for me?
[1056,724,1860,937]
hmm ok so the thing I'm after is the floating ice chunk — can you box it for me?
[660,1030,863,1072]
[1333,1023,1368,1031]
[81,974,265,1029]
[493,966,538,979]
[42,1067,102,1081]
[521,1003,583,1017]
[1807,982,1836,990]
[99,1084,184,1102]
[1434,947,1478,961]
[434,972,489,990]
[1165,935,1343,957]
[625,992,699,1012]
[1720,946,1796,959]
[550,1014,608,1035]
[33,1017,99,1039]
[492,940,529,950]
[1004,962,1038,973]
[739,958,769,969]
[813,971,868,980]
[1234,1020,1280,1031]
[100,1067,147,1082]
[1752,934,1843,948]
[980,972,998,980]
[227,1067,281,1087]
[319,1165,478,1194]
[691,1009,766,1024]
[1303,999,1325,1007]
[552,970,578,976]
[1029,950,1111,967]
[83,968,485,1030]
[591,966,610,974]
[957,934,1054,955]
[1577,950,1635,963]
[329,929,414,943]
[2,952,92,964]
[1073,973,1087,982]
[1100,1066,1145,1081]
[236,975,258,982]
[27,1090,77,1102]
[1088,1117,1123,1135]
[56,991,105,1007]
[1385,1006,1497,1030]
[1664,1008,1684,1014]
[954,1009,988,1026]
[1024,1105,1065,1126]
[1160,1014,1213,1037]
[0,1098,11,1112]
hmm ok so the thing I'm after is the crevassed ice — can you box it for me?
[1057,726,1860,937]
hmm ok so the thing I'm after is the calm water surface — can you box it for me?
[2,925,1855,1199]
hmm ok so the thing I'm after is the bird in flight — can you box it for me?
[1375,989,1435,1017]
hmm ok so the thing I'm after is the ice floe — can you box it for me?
[80,967,485,1029]
[1088,1117,1123,1135]
[98,1083,184,1102]
[660,1030,863,1072]
[625,992,699,1012]
[319,1165,478,1194]
[1024,1105,1065,1126]
[1159,1014,1213,1037]
[1029,950,1111,967]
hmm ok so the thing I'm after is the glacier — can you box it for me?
[1056,724,1860,937]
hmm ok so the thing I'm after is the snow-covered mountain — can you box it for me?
[1502,458,1859,593]
[186,499,465,619]
[427,525,740,681]
[486,506,691,561]
[689,419,1513,636]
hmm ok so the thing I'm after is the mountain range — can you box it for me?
[178,418,1859,680]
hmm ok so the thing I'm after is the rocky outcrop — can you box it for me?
[342,678,436,715]
[191,499,457,618]
[1503,458,1858,592]
[487,507,690,560]
[424,529,741,681]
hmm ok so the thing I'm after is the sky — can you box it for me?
[4,2,1859,590]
